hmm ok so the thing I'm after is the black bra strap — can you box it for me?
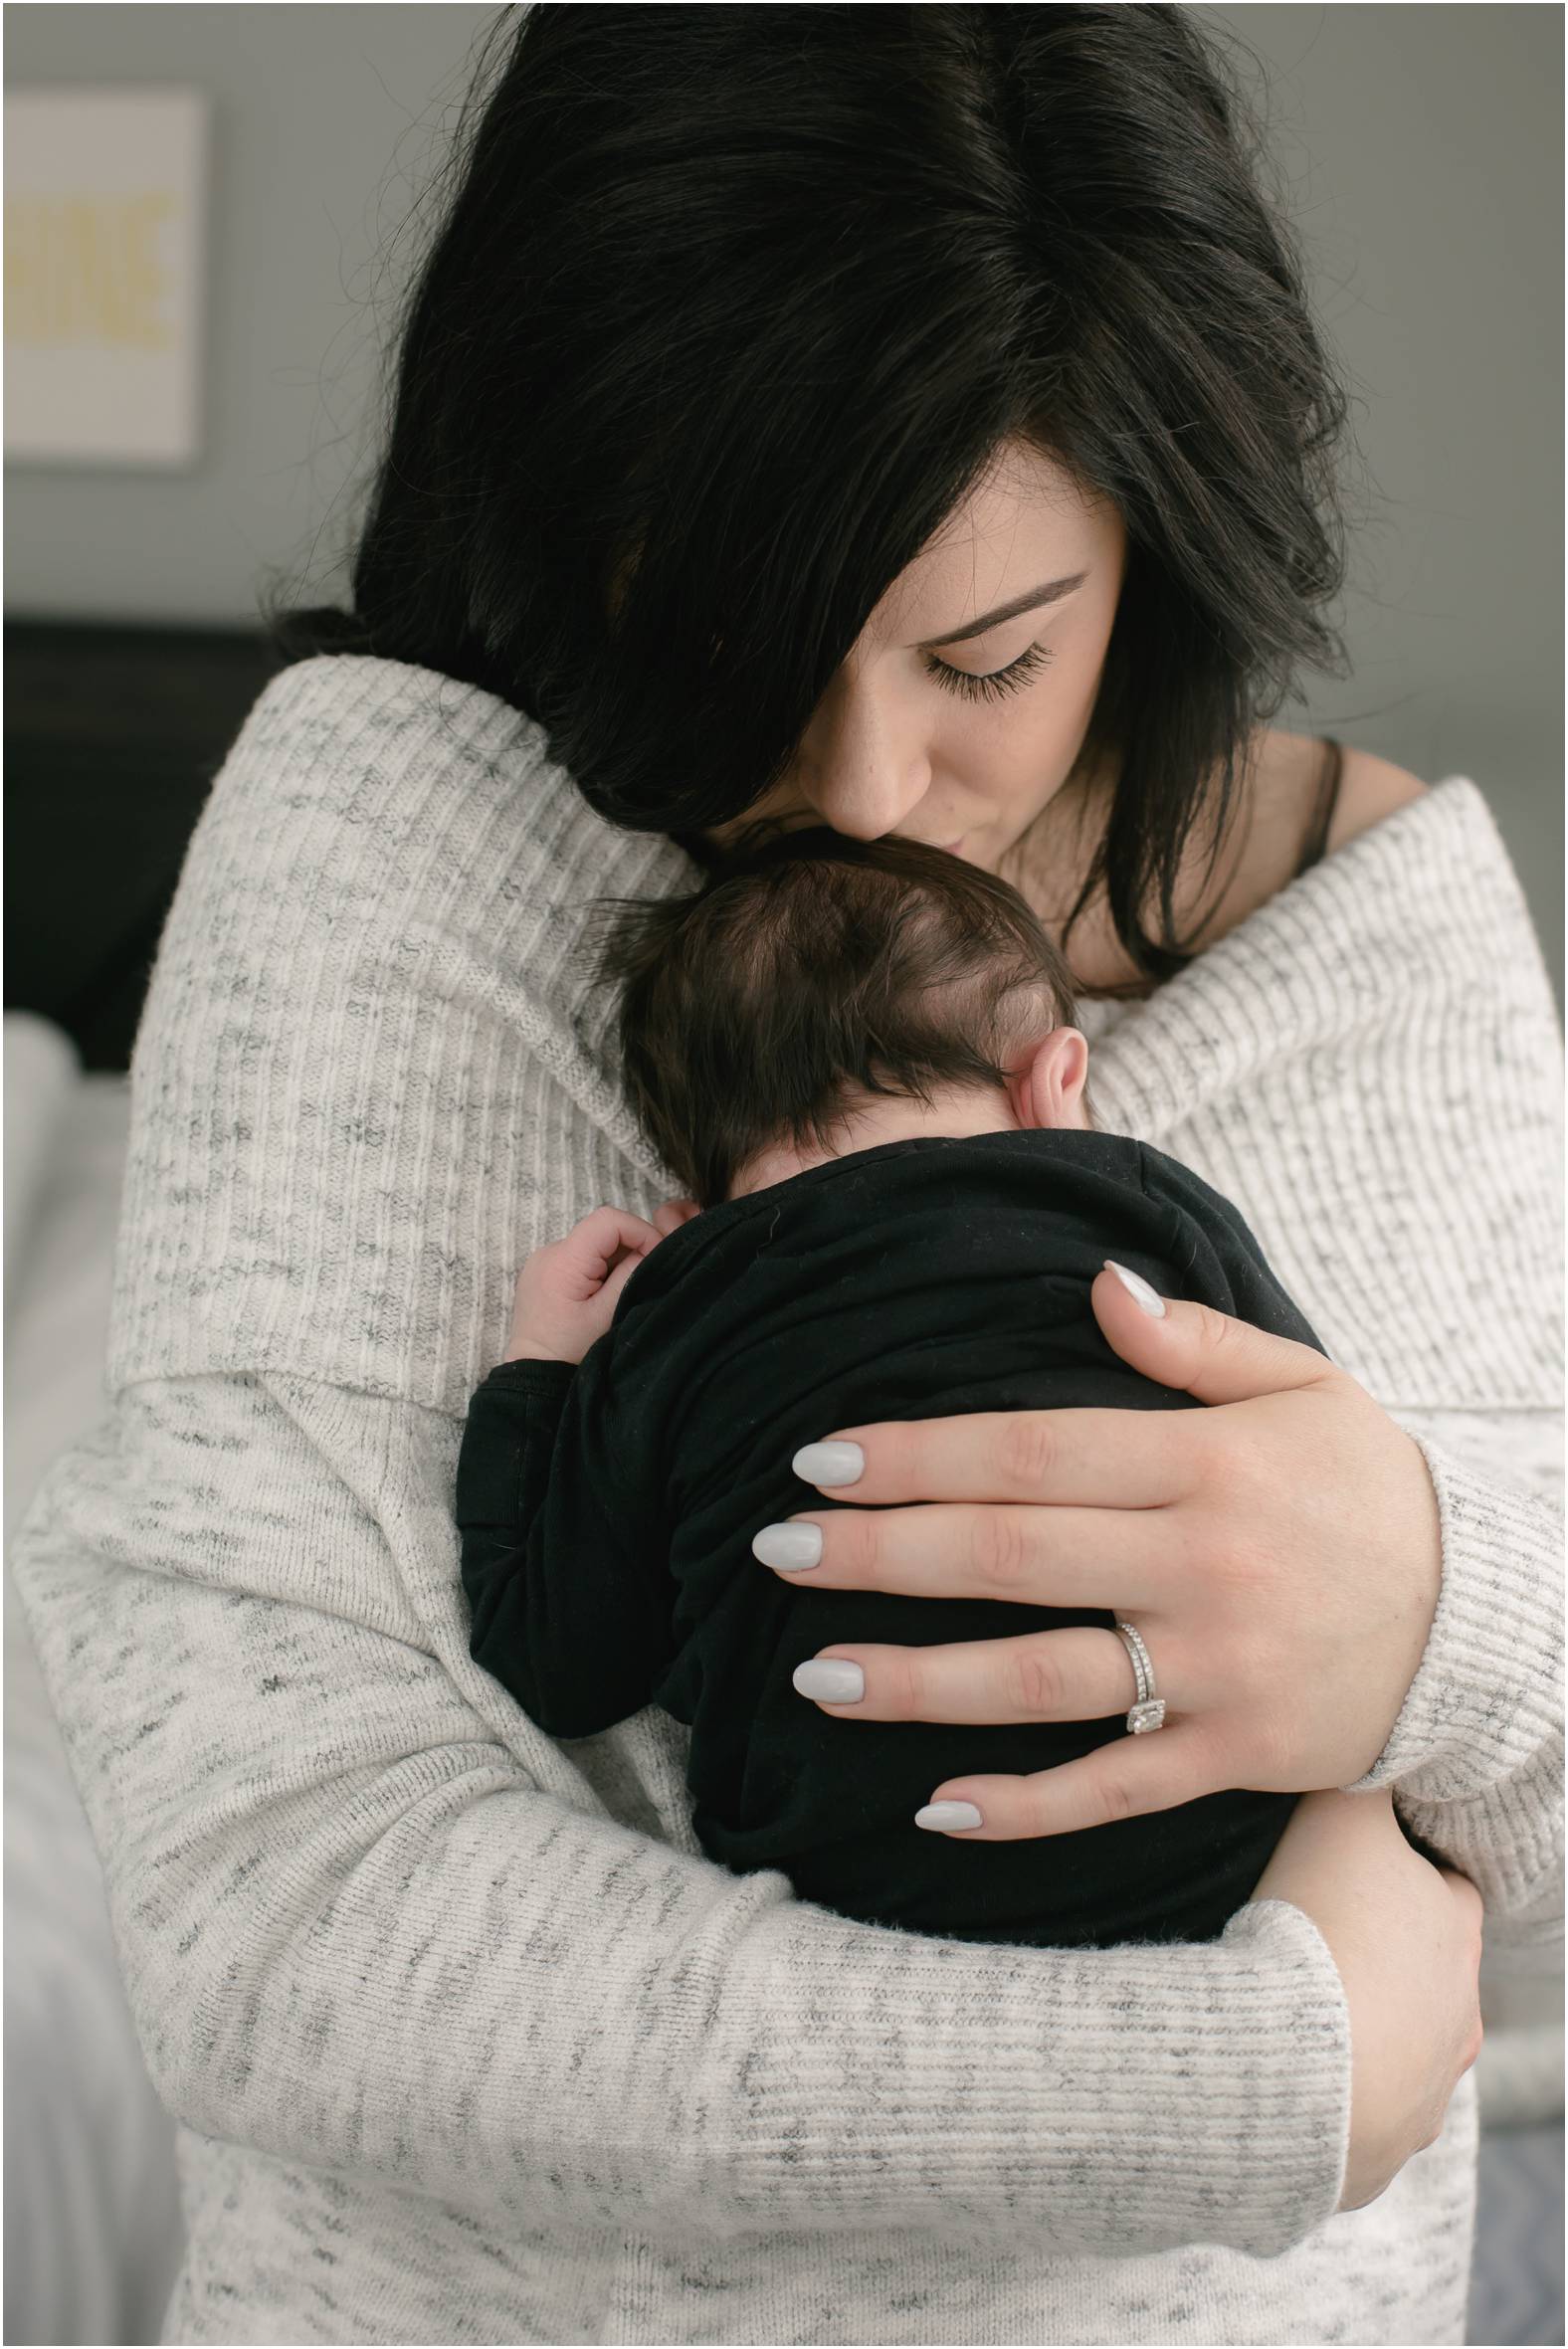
[1292,737,1345,881]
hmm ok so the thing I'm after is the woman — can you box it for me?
[15,8,1560,2344]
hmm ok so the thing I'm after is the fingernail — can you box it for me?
[792,1440,865,1487]
[915,1801,984,1832]
[752,1522,823,1571]
[1104,1259,1166,1317]
[792,1659,864,1703]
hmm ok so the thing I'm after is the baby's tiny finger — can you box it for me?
[573,1207,664,1272]
[654,1198,700,1237]
[600,1248,653,1307]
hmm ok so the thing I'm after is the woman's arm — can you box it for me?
[13,1366,1357,2261]
[1250,1786,1484,2215]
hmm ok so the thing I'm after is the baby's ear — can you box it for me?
[1010,1029,1089,1130]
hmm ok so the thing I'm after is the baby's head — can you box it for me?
[599,827,1091,1209]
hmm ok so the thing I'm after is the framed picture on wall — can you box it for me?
[4,85,209,469]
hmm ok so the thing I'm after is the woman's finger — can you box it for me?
[791,1406,1204,1509]
[913,1721,1222,1841]
[793,1270,1343,1509]
[755,1499,1171,1610]
[793,1625,1154,1726]
[1090,1262,1340,1406]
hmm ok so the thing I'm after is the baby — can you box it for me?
[456,828,1318,1949]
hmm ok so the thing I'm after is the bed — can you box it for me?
[5,1017,182,2346]
[3,620,1560,2346]
[5,621,276,2346]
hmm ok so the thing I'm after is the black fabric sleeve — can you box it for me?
[455,1355,677,1740]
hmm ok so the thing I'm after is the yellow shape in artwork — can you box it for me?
[5,192,177,349]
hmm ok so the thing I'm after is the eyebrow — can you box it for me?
[917,571,1089,651]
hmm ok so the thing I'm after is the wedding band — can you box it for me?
[1114,1618,1166,1734]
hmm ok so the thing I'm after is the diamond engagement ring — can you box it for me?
[1113,1618,1166,1734]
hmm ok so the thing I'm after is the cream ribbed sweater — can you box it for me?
[13,656,1562,2348]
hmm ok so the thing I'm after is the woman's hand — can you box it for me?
[752,1263,1445,1834]
[1249,1788,1484,2211]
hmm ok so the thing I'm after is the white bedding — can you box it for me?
[5,1014,183,2348]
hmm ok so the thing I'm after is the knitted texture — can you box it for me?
[13,655,1562,2346]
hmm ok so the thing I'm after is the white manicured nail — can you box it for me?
[1104,1259,1166,1316]
[792,1441,865,1486]
[792,1659,864,1703]
[915,1802,985,1832]
[752,1522,823,1570]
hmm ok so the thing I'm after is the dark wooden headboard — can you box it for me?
[4,620,282,1069]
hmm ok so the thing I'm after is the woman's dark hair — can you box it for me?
[597,826,1081,1207]
[272,3,1357,991]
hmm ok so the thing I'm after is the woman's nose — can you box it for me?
[797,678,932,841]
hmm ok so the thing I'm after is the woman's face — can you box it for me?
[710,439,1127,875]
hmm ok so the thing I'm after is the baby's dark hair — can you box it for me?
[597,828,1082,1208]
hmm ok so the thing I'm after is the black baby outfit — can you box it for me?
[456,1126,1374,1950]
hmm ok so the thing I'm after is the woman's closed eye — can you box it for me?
[922,640,1055,704]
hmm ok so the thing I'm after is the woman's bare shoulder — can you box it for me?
[1045,730,1429,988]
[1260,726,1428,862]
[1319,739,1429,855]
[1197,731,1429,944]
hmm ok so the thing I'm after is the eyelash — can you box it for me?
[923,641,1055,703]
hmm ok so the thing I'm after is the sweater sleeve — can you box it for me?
[13,1368,1355,2259]
[1342,1409,1564,1972]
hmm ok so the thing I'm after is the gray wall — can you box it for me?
[4,2,496,625]
[1203,4,1563,992]
[5,3,1561,990]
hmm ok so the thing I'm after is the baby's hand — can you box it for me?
[505,1206,674,1365]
